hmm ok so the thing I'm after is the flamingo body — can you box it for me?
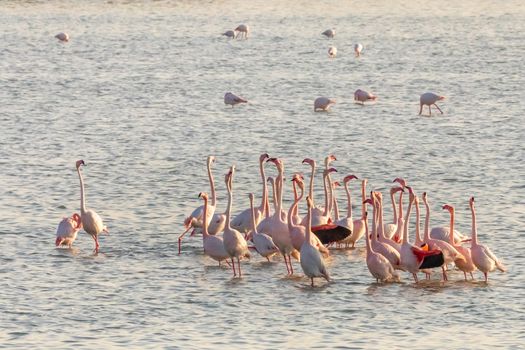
[328,46,337,58]
[354,43,363,57]
[419,92,445,115]
[314,97,336,111]
[224,92,248,107]
[354,89,377,104]
[55,32,69,42]
[222,30,236,39]
[322,29,335,38]
[55,213,81,247]
[235,24,249,39]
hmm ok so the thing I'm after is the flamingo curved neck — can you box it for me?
[77,168,87,214]
[398,191,404,223]
[391,191,398,223]
[344,183,352,218]
[414,202,422,244]
[423,200,431,240]
[322,173,330,216]
[208,161,216,207]
[225,182,233,229]
[471,204,478,245]
[378,198,386,238]
[249,197,258,234]
[259,160,268,215]
[403,198,413,243]
[448,210,455,245]
[308,163,315,203]
[332,186,340,221]
[275,167,284,217]
[202,197,210,238]
[361,181,366,218]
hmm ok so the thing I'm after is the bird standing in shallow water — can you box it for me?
[224,92,248,107]
[314,97,336,112]
[56,213,82,247]
[55,32,69,42]
[328,46,337,58]
[354,89,377,104]
[322,29,335,38]
[235,24,249,39]
[419,92,445,116]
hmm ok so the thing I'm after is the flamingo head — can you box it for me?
[198,192,208,200]
[207,156,215,165]
[248,192,254,204]
[438,95,446,101]
[470,196,475,207]
[323,167,337,176]
[393,177,407,188]
[259,153,270,162]
[373,191,383,200]
[302,158,314,167]
[442,204,454,214]
[343,174,358,183]
[333,181,341,188]
[363,198,374,206]
[72,213,82,229]
[406,186,415,202]
[325,154,337,165]
[370,94,378,100]
[75,160,85,169]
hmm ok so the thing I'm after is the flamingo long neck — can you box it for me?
[77,167,87,214]
[259,160,268,216]
[403,197,414,244]
[202,196,210,238]
[322,173,330,216]
[391,190,398,223]
[397,191,404,223]
[448,208,455,246]
[471,203,478,246]
[327,173,335,218]
[269,178,277,217]
[371,198,378,241]
[308,163,315,204]
[208,160,216,207]
[378,197,386,239]
[276,166,284,218]
[292,181,299,218]
[288,185,303,230]
[344,182,353,218]
[423,198,431,240]
[332,185,340,221]
[361,181,367,219]
[225,177,233,229]
[364,215,372,255]
[414,201,422,246]
[249,196,258,234]
[306,201,312,244]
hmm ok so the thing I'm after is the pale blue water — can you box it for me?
[1,1,524,349]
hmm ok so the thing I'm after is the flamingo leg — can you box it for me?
[484,272,488,282]
[434,104,443,114]
[178,226,192,254]
[289,255,294,275]
[94,236,100,253]
[283,254,290,274]
[419,104,423,115]
[266,256,270,262]
[470,272,474,280]
[237,257,242,278]
[412,273,419,283]
[442,266,448,281]
[231,258,237,277]
[464,272,468,281]
[428,105,432,116]
[311,278,314,287]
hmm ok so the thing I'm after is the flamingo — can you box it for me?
[263,176,287,222]
[442,203,476,281]
[314,97,336,112]
[354,89,377,104]
[328,46,337,58]
[322,29,335,38]
[354,43,363,57]
[198,192,230,265]
[363,211,399,283]
[301,158,326,226]
[336,174,358,248]
[231,153,270,233]
[301,196,330,287]
[55,213,82,248]
[400,189,444,282]
[290,173,305,225]
[224,92,248,107]
[288,177,329,256]
[55,32,69,42]
[222,166,250,277]
[419,92,445,116]
[222,30,236,39]
[235,24,249,39]
[180,156,225,254]
[258,158,298,274]
[469,197,506,282]
[375,192,402,253]
[246,193,278,261]
[76,160,108,253]
[347,179,367,248]
[364,196,403,270]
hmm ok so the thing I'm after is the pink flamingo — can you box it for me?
[328,46,337,58]
[55,32,69,42]
[354,89,377,104]
[347,179,368,248]
[383,186,404,240]
[199,192,230,265]
[301,196,330,287]
[55,213,82,247]
[301,158,326,226]
[469,197,506,282]
[235,24,249,39]
[246,193,278,261]
[442,203,476,281]
[335,174,358,248]
[314,97,336,112]
[363,211,399,282]
[76,160,108,253]
[224,92,248,107]
[354,43,363,57]
[222,166,250,277]
[419,92,445,116]
[322,29,335,38]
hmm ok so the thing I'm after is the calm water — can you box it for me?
[1,1,524,348]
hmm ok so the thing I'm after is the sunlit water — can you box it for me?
[1,1,524,348]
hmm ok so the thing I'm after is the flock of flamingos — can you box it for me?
[53,26,505,286]
[56,155,506,287]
